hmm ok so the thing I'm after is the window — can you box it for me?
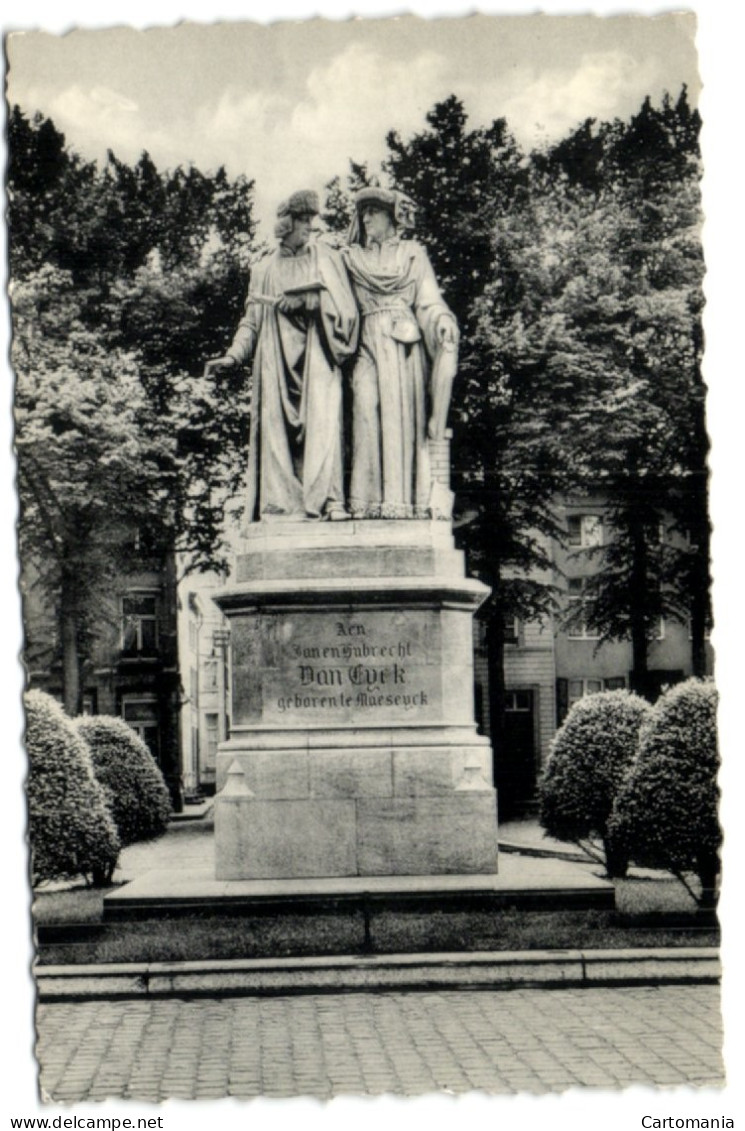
[557,676,626,724]
[567,514,603,548]
[202,658,218,693]
[566,578,600,640]
[687,616,712,641]
[567,678,603,708]
[568,677,627,710]
[205,712,219,769]
[121,592,158,655]
[504,616,520,645]
[505,690,532,712]
[122,697,160,762]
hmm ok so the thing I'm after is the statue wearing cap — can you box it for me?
[342,186,459,520]
[205,190,358,522]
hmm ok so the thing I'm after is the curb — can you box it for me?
[169,801,215,824]
[498,840,594,863]
[35,947,720,1000]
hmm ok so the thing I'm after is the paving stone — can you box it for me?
[35,985,723,1101]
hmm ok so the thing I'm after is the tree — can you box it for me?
[8,106,95,279]
[14,266,180,714]
[608,678,720,908]
[322,161,373,234]
[75,716,172,846]
[539,690,652,875]
[11,109,258,712]
[462,167,609,785]
[528,178,687,689]
[472,90,707,692]
[546,91,708,684]
[25,690,120,886]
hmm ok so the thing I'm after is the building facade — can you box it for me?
[177,572,231,798]
[22,548,183,807]
[473,495,713,816]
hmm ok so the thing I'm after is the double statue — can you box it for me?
[205,186,459,523]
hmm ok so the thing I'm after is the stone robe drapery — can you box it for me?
[228,242,358,521]
[343,238,454,519]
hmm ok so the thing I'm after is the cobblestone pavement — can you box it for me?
[36,985,723,1101]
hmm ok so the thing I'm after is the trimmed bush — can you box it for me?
[608,678,720,906]
[74,715,172,847]
[539,690,652,875]
[25,690,120,886]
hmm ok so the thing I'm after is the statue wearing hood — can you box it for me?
[342,186,459,520]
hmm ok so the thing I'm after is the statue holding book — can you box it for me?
[205,189,359,522]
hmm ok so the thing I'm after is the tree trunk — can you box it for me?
[697,849,719,912]
[60,567,82,716]
[603,832,629,879]
[688,471,711,678]
[485,599,508,814]
[689,584,708,679]
[629,517,651,699]
[685,322,711,679]
[156,550,183,812]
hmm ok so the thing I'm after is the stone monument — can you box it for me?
[209,187,498,883]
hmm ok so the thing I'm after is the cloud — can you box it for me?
[89,86,138,113]
[51,84,138,136]
[193,88,290,155]
[19,82,181,167]
[460,50,664,146]
[186,43,454,234]
[293,41,450,162]
[10,40,684,241]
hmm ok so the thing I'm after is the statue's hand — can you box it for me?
[304,292,320,312]
[277,295,305,314]
[204,356,237,377]
[436,314,458,348]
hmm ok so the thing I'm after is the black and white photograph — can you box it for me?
[2,0,741,1125]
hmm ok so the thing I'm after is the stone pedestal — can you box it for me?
[214,518,497,880]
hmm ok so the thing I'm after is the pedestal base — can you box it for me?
[214,520,498,881]
[216,791,498,880]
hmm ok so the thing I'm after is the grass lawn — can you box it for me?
[33,870,719,966]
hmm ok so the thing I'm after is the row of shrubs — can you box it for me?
[539,678,719,906]
[25,689,172,887]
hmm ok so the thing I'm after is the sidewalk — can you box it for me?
[115,813,624,880]
[498,817,598,861]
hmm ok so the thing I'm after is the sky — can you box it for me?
[3,1,744,1127]
[6,12,700,234]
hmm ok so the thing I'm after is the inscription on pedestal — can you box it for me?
[232,609,445,726]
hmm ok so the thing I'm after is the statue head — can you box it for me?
[349,186,416,246]
[275,189,319,249]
